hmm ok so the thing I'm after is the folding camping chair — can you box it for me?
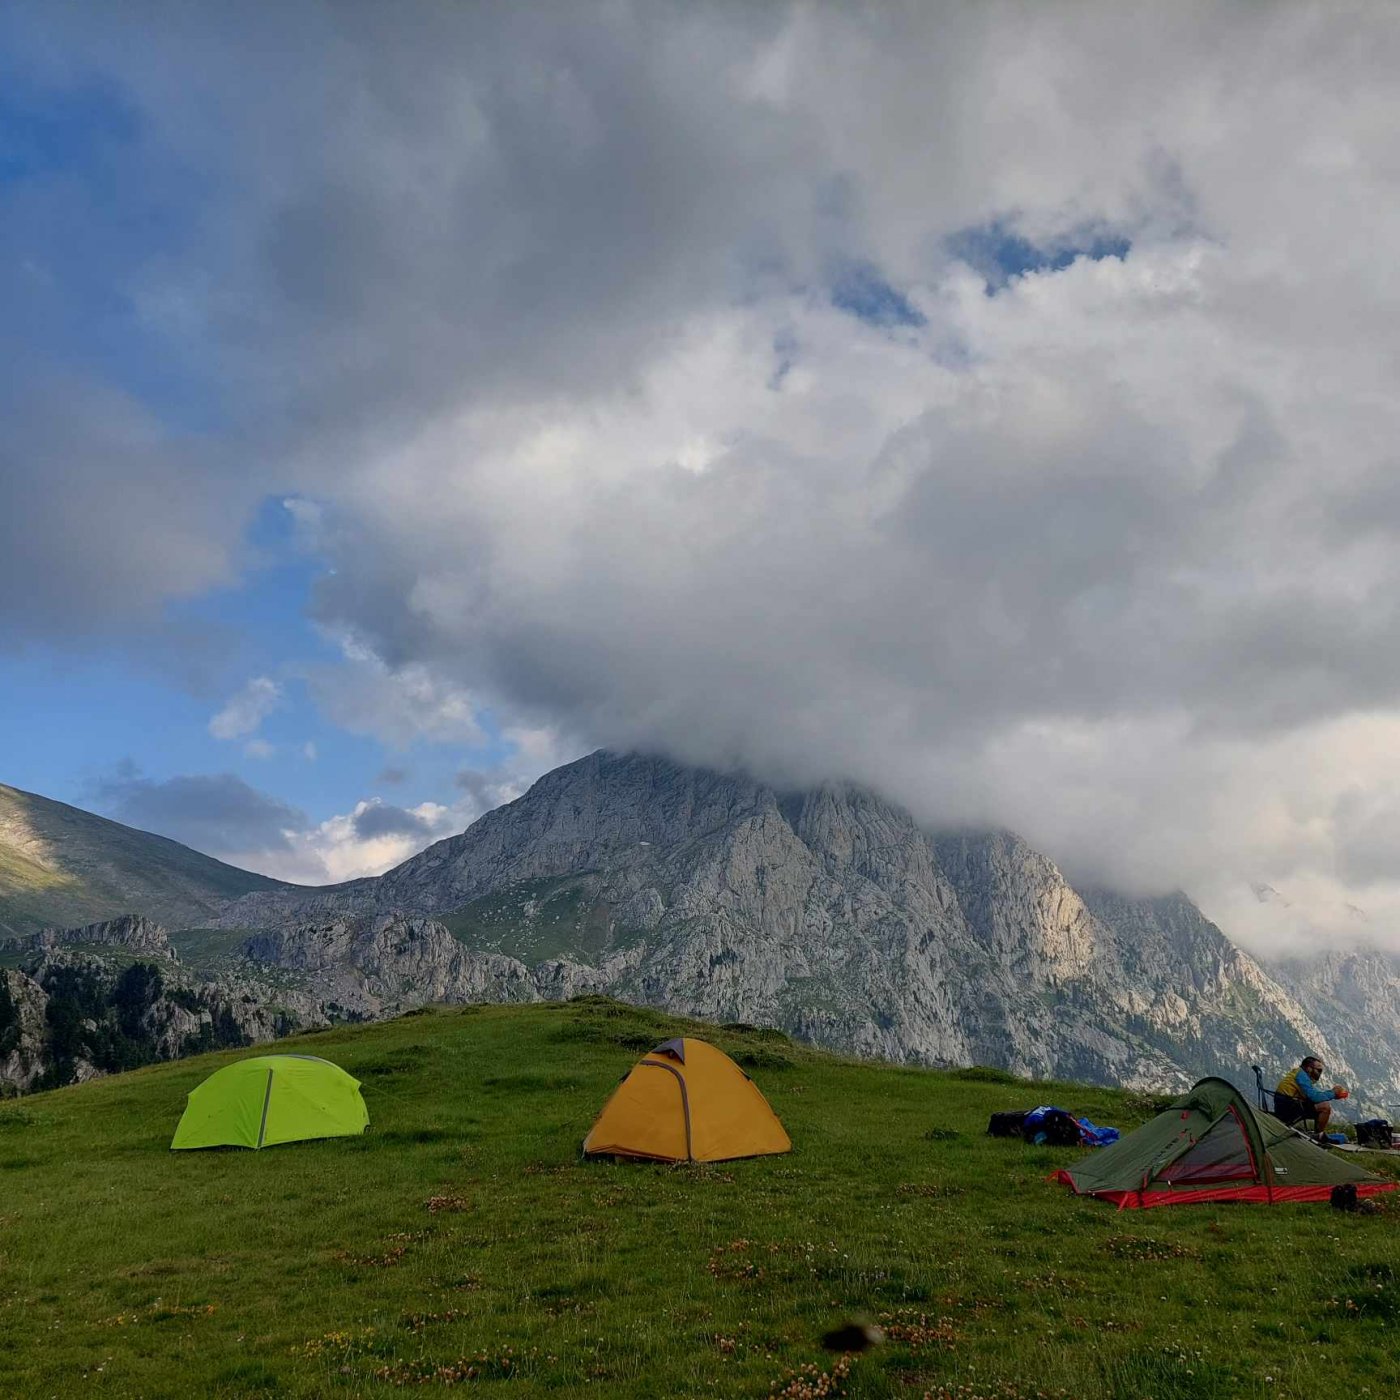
[1252,1064,1319,1134]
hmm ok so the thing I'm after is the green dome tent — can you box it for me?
[1056,1076,1395,1209]
[171,1055,368,1151]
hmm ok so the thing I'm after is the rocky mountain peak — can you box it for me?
[211,749,1399,1098]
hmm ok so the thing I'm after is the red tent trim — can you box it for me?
[1053,1170,1396,1209]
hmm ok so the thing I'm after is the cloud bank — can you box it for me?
[8,2,1400,950]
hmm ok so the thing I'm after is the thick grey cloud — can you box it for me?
[9,2,1400,948]
[0,371,244,642]
[94,767,308,857]
[350,801,435,842]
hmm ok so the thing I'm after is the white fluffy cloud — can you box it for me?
[209,677,284,741]
[274,799,464,885]
[305,636,484,750]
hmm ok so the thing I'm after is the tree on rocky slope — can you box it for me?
[0,973,17,1059]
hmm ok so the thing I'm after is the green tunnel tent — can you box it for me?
[171,1055,369,1151]
[1056,1076,1396,1209]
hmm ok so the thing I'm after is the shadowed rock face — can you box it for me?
[242,914,539,1018]
[222,751,1391,1096]
[0,945,326,1095]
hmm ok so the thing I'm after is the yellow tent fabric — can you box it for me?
[583,1037,791,1163]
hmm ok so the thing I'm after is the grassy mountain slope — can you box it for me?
[0,783,291,938]
[1,1001,1397,1399]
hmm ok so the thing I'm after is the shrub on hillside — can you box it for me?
[951,1066,1018,1084]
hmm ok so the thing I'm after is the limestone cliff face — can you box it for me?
[0,920,329,1093]
[242,915,539,1019]
[220,752,1367,1092]
[1271,948,1400,1102]
[3,914,175,959]
[0,969,50,1092]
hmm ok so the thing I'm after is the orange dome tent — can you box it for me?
[583,1037,791,1163]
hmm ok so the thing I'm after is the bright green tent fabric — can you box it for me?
[1056,1076,1395,1208]
[171,1055,368,1151]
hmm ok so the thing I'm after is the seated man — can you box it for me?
[1275,1055,1348,1139]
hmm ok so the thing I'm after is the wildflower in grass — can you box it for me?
[921,1384,1071,1399]
[101,1300,218,1328]
[769,1354,854,1398]
[424,1195,472,1214]
[1102,1234,1199,1262]
[336,1243,409,1268]
[373,1345,532,1386]
[400,1308,467,1332]
[708,1239,765,1281]
[292,1327,376,1358]
[877,1308,957,1349]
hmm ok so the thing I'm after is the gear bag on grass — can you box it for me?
[1022,1106,1081,1147]
[987,1110,1030,1138]
[1357,1119,1393,1149]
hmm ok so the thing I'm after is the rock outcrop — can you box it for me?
[3,914,175,959]
[0,969,50,1093]
[0,944,330,1095]
[242,914,541,1018]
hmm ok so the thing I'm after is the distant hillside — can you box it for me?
[0,783,291,938]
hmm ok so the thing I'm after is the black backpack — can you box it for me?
[987,1110,1029,1138]
[1357,1119,1392,1150]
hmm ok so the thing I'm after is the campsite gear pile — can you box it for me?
[1357,1118,1396,1150]
[987,1106,1120,1148]
[582,1037,791,1163]
[1055,1076,1396,1208]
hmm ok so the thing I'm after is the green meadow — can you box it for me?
[1,998,1396,1399]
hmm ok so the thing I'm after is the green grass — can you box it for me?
[168,928,258,972]
[1,999,1397,1399]
[441,877,645,965]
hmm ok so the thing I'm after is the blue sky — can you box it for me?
[0,489,515,863]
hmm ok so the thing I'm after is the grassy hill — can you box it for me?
[0,783,290,938]
[1,1000,1396,1400]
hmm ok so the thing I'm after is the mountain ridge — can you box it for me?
[0,782,292,938]
[8,753,1399,1105]
[217,751,1393,1098]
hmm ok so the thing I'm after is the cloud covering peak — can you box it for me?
[6,1,1400,950]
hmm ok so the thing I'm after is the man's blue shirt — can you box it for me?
[1296,1068,1334,1104]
